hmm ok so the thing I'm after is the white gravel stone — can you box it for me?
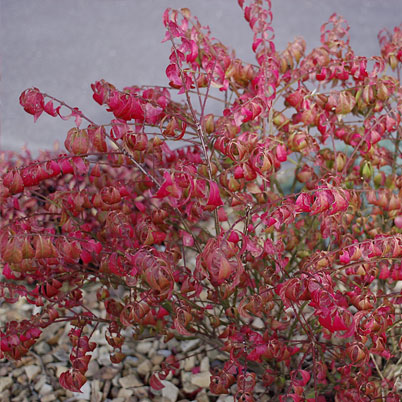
[151,353,165,365]
[181,339,200,353]
[39,383,53,396]
[41,395,56,402]
[97,346,112,366]
[34,376,47,392]
[72,381,91,400]
[119,374,143,389]
[183,355,196,371]
[137,359,153,376]
[136,341,153,354]
[200,356,210,372]
[217,396,234,402]
[252,317,265,329]
[86,359,100,377]
[183,381,199,394]
[0,377,13,393]
[196,390,210,402]
[117,388,134,398]
[41,354,53,364]
[112,372,121,387]
[157,349,172,357]
[91,379,102,402]
[191,372,211,388]
[91,329,107,345]
[53,349,69,362]
[55,365,69,377]
[132,386,150,399]
[91,346,99,360]
[24,364,41,381]
[34,341,50,354]
[161,380,179,402]
[124,355,139,366]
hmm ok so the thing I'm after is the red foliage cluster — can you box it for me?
[1,1,402,400]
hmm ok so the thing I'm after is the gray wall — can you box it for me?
[1,0,401,153]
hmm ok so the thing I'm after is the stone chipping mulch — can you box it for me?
[0,289,270,402]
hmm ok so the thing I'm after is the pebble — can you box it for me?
[119,374,143,389]
[180,371,200,394]
[16,373,28,384]
[207,349,227,361]
[254,382,266,393]
[151,353,165,365]
[112,372,122,387]
[42,354,54,364]
[97,346,112,366]
[39,382,53,395]
[200,356,210,372]
[91,379,102,402]
[131,385,149,399]
[72,381,91,400]
[55,365,69,377]
[46,327,65,346]
[34,341,50,354]
[91,329,107,345]
[91,346,99,360]
[97,366,120,381]
[157,349,172,358]
[137,359,153,376]
[136,341,153,355]
[34,376,47,392]
[180,339,200,353]
[86,359,100,377]
[53,348,69,362]
[252,317,265,329]
[191,372,211,388]
[0,377,13,393]
[183,381,199,394]
[12,367,25,377]
[41,394,57,402]
[13,388,29,399]
[161,380,179,402]
[24,364,41,381]
[117,387,134,398]
[0,390,10,401]
[183,355,196,371]
[217,396,235,402]
[196,390,210,402]
[124,356,139,366]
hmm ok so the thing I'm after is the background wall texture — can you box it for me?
[1,0,401,153]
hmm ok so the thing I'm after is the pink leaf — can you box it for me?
[150,373,165,390]
[206,181,224,209]
[180,230,194,247]
[166,64,182,87]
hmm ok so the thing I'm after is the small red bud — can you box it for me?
[3,171,24,194]
[204,114,215,134]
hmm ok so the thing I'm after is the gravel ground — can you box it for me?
[0,287,270,402]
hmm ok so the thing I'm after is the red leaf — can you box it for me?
[19,88,44,121]
[166,64,182,87]
[206,181,224,209]
[59,369,87,392]
[149,373,165,390]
